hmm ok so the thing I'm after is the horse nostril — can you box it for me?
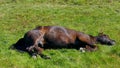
[112,40,116,42]
[109,41,115,45]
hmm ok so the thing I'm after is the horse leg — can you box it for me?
[79,44,98,52]
[85,45,98,52]
[34,46,51,59]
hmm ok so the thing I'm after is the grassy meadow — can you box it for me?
[0,0,120,68]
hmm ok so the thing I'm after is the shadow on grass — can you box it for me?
[9,38,27,52]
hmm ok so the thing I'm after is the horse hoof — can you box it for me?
[79,48,85,53]
[32,55,37,59]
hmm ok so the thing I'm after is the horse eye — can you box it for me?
[104,35,110,38]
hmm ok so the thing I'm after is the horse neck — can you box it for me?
[89,35,98,44]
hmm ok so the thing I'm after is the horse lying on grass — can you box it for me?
[10,26,115,59]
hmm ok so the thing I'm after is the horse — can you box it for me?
[11,26,115,59]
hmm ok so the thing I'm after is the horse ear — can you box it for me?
[98,32,103,36]
[98,29,103,36]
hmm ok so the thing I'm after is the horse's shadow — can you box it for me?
[10,38,27,52]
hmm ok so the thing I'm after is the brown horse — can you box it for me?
[12,26,115,59]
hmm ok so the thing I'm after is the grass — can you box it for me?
[0,0,120,68]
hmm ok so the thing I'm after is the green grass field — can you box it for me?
[0,0,120,68]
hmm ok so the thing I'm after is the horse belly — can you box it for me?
[45,33,72,48]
